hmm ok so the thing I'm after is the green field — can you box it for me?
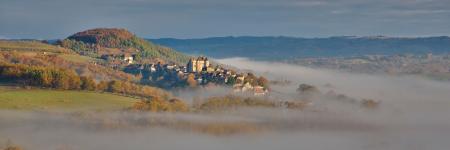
[0,87,137,111]
[0,40,72,53]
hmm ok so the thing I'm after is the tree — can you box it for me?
[361,99,379,109]
[67,71,81,90]
[80,76,96,90]
[132,97,188,112]
[186,73,197,87]
[257,76,269,88]
[96,81,109,91]
[226,77,236,85]
[136,71,143,79]
[39,69,52,87]
[49,70,81,90]
[297,84,320,100]
[108,80,123,93]
[51,71,70,89]
[244,73,259,86]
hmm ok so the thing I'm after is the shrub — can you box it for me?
[297,84,320,94]
[96,81,109,91]
[186,73,197,87]
[198,95,276,111]
[361,99,380,109]
[3,146,23,150]
[80,76,96,90]
[0,63,81,90]
[132,97,189,112]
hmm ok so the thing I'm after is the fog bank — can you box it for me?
[2,58,450,150]
[217,57,450,111]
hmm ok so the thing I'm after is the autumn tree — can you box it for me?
[132,97,188,112]
[257,76,269,88]
[80,76,96,90]
[0,63,81,90]
[96,81,109,91]
[186,73,197,87]
[67,71,81,90]
[108,80,123,93]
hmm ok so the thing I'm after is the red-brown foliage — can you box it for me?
[67,28,134,48]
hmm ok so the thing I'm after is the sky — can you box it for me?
[0,0,449,39]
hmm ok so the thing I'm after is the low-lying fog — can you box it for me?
[218,57,450,113]
[2,57,450,150]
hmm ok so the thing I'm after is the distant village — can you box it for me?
[103,54,269,96]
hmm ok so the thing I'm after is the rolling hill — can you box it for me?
[149,36,450,60]
[0,40,136,81]
[0,37,180,111]
[61,28,191,64]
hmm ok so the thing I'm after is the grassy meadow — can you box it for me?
[0,40,72,53]
[0,87,137,111]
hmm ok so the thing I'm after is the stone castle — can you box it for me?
[187,56,210,72]
[125,55,268,96]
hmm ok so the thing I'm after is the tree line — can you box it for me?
[0,62,171,100]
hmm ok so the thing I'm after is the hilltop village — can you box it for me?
[121,56,269,95]
[51,28,270,95]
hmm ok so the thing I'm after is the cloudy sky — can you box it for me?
[0,0,449,39]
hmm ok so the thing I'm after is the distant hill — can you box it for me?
[60,28,190,64]
[149,36,450,60]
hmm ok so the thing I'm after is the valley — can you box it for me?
[1,27,450,150]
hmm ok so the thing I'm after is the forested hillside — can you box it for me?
[60,28,191,64]
[0,40,180,108]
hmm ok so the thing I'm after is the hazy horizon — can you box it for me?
[2,32,450,40]
[3,58,450,150]
[1,0,450,39]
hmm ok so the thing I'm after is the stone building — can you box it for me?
[187,56,210,72]
[122,53,134,64]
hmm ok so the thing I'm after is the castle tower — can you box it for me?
[187,56,210,73]
[187,58,197,72]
